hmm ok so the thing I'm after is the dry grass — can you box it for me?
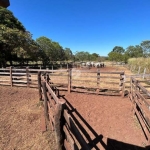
[0,86,57,150]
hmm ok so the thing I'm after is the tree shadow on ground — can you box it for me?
[60,95,150,150]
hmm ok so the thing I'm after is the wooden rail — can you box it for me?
[0,67,125,96]
[129,77,150,144]
[38,72,91,150]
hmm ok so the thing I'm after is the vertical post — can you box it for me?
[41,81,49,121]
[10,66,12,87]
[121,73,125,97]
[67,63,68,69]
[130,77,132,101]
[96,69,100,94]
[138,66,141,74]
[97,69,100,86]
[130,77,135,114]
[38,71,42,101]
[143,68,146,79]
[54,99,66,150]
[68,69,71,93]
[26,67,29,88]
[52,65,53,73]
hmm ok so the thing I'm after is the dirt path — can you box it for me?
[0,86,56,150]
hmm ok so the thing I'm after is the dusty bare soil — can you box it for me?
[0,86,56,150]
[60,91,148,150]
[0,65,149,150]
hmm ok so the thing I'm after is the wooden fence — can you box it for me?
[0,67,125,96]
[129,77,150,144]
[0,67,38,88]
[39,72,91,150]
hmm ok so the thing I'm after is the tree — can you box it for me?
[52,41,65,61]
[125,45,143,58]
[64,48,73,61]
[36,36,65,65]
[75,51,90,62]
[108,51,123,62]
[141,40,150,57]
[90,53,99,61]
[112,46,125,54]
[108,46,125,62]
[0,7,39,67]
[36,36,53,65]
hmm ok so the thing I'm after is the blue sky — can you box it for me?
[8,0,150,56]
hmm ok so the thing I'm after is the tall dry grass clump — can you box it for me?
[128,57,150,73]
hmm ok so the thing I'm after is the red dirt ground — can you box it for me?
[0,65,149,150]
[0,86,57,150]
[60,91,147,149]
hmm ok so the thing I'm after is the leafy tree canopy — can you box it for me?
[108,51,123,62]
[0,7,39,67]
[112,46,125,54]
[141,40,150,57]
[125,45,143,58]
[64,48,73,61]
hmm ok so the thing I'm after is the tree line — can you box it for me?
[2,7,148,68]
[0,7,103,68]
[108,41,150,63]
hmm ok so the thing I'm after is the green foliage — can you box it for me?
[141,40,150,57]
[108,46,125,62]
[108,51,123,62]
[36,36,66,66]
[125,45,143,58]
[90,53,99,61]
[0,7,25,31]
[74,51,100,62]
[112,46,125,54]
[108,43,149,63]
[0,7,39,67]
[64,48,73,61]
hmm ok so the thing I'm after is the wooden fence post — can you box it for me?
[130,77,133,101]
[96,69,100,94]
[52,65,53,73]
[138,66,141,74]
[143,68,146,79]
[97,69,100,86]
[38,71,42,101]
[10,66,12,87]
[121,73,125,97]
[41,81,49,121]
[26,67,29,88]
[54,99,66,150]
[68,69,71,93]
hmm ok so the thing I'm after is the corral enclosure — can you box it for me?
[0,65,150,150]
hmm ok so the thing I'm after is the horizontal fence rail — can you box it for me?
[39,72,91,150]
[129,77,150,144]
[0,67,125,96]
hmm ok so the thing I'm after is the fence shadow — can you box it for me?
[60,95,149,150]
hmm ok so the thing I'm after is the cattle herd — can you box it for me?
[80,62,105,68]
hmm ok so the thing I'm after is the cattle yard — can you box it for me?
[0,65,150,150]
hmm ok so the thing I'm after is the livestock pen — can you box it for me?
[38,71,150,150]
[0,67,126,96]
